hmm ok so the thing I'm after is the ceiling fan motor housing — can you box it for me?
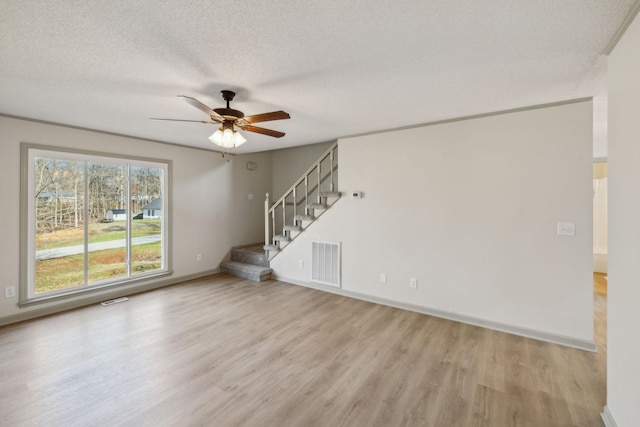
[214,107,244,120]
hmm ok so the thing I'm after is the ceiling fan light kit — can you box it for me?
[209,123,247,148]
[151,90,290,149]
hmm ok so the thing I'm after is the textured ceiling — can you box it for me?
[1,1,637,153]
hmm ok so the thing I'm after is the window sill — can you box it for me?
[19,270,172,308]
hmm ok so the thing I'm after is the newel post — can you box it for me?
[264,193,270,247]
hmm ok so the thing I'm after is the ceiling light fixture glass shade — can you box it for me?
[209,127,247,148]
[234,131,247,146]
[209,128,223,145]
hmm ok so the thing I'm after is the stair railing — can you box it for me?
[265,142,338,248]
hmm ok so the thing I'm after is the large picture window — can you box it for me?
[21,145,171,304]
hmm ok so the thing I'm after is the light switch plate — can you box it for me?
[557,222,576,236]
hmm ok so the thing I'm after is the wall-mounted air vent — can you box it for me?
[311,241,341,288]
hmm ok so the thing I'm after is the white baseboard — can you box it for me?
[601,406,618,427]
[272,274,597,352]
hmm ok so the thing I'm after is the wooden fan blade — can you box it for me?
[241,110,290,124]
[240,125,285,138]
[178,95,224,121]
[150,118,219,124]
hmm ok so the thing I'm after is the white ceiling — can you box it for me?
[1,1,636,153]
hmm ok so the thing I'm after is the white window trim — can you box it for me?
[19,143,173,307]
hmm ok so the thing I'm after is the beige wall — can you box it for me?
[606,8,640,426]
[0,116,271,323]
[272,100,594,347]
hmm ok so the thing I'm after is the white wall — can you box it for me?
[606,9,640,426]
[0,116,271,323]
[271,101,594,346]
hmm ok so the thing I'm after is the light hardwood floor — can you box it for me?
[0,274,607,427]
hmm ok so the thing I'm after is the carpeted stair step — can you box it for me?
[284,224,302,232]
[273,234,290,242]
[294,214,314,222]
[307,203,326,210]
[263,244,280,252]
[231,245,269,268]
[321,191,342,198]
[220,260,272,282]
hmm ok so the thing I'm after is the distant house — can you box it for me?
[143,199,162,219]
[106,209,127,221]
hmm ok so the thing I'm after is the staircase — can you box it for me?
[264,142,340,258]
[220,245,272,281]
[220,142,340,282]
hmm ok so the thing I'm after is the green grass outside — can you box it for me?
[36,219,161,250]
[35,242,162,294]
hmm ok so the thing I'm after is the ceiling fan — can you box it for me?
[151,90,290,148]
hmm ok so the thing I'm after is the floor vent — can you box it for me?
[100,297,129,306]
[311,241,341,288]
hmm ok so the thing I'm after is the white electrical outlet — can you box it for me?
[5,286,16,298]
[409,278,417,289]
[196,253,202,261]
[380,273,387,283]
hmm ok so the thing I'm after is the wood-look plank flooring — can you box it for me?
[0,274,607,427]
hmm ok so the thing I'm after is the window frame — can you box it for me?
[19,143,173,307]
